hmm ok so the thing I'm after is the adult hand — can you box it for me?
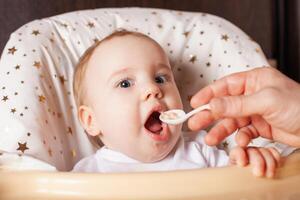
[188,67,300,147]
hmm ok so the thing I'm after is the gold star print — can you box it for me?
[15,65,20,70]
[151,11,157,15]
[38,95,46,103]
[1,96,8,102]
[206,62,211,67]
[8,46,17,55]
[87,22,95,28]
[17,142,29,153]
[32,30,40,36]
[71,149,76,158]
[255,48,260,53]
[93,38,99,43]
[33,61,41,69]
[48,148,53,157]
[187,95,193,101]
[11,108,16,113]
[221,34,229,41]
[59,75,66,85]
[67,127,73,135]
[189,55,197,64]
[222,141,229,149]
[157,24,163,29]
[183,31,190,38]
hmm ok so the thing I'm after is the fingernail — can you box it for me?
[253,167,262,177]
[266,171,274,178]
[237,160,244,167]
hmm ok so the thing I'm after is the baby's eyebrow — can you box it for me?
[107,64,172,82]
[157,63,172,72]
[107,67,135,81]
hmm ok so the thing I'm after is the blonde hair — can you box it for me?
[73,30,156,147]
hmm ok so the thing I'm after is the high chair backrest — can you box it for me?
[0,7,269,171]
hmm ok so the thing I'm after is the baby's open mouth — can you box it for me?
[144,111,163,134]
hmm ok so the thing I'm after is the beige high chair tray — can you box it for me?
[1,151,300,200]
[0,7,299,200]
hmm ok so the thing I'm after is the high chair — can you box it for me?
[0,7,299,200]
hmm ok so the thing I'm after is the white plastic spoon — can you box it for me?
[159,104,211,125]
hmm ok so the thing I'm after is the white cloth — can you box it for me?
[0,151,57,171]
[72,131,229,173]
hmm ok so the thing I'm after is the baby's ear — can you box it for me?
[78,105,101,136]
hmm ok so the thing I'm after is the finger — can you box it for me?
[205,118,238,146]
[187,110,214,131]
[251,115,272,140]
[190,85,216,108]
[272,128,300,147]
[247,148,265,177]
[190,70,249,108]
[190,67,277,109]
[235,125,259,147]
[235,117,251,128]
[267,147,281,167]
[204,117,249,146]
[258,148,277,178]
[209,88,274,119]
[229,147,248,166]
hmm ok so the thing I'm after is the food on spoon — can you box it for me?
[160,111,179,121]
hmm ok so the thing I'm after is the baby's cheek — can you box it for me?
[171,97,183,110]
[170,123,183,137]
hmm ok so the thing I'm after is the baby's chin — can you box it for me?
[139,133,181,163]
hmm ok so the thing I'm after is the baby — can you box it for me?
[72,30,281,177]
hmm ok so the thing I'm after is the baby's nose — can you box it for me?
[142,84,163,101]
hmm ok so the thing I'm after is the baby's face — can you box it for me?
[83,35,183,162]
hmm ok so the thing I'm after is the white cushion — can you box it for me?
[0,7,270,171]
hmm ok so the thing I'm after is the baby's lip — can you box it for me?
[144,104,166,125]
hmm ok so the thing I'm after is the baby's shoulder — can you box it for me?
[72,153,98,172]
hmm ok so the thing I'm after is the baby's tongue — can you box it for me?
[145,113,162,133]
[148,121,162,133]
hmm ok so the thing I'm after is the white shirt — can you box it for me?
[72,131,229,173]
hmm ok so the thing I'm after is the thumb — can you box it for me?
[209,89,274,118]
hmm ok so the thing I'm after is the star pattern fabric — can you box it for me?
[0,8,271,171]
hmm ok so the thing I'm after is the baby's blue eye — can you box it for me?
[119,79,132,88]
[155,75,167,84]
